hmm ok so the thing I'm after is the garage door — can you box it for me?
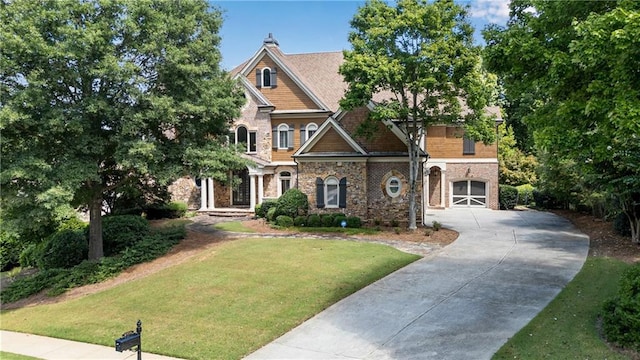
[452,180,487,207]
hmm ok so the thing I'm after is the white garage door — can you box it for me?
[452,180,487,207]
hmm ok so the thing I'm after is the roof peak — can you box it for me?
[263,33,279,47]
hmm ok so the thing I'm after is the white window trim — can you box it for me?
[306,122,318,142]
[451,180,487,207]
[325,177,339,208]
[262,67,272,88]
[277,123,289,149]
[277,170,293,196]
[386,176,402,198]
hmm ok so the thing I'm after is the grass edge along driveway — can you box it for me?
[1,237,420,360]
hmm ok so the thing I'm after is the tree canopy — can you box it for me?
[339,0,498,229]
[0,0,247,259]
[484,0,640,242]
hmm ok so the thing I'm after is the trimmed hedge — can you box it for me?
[346,216,362,228]
[602,263,640,351]
[321,214,335,227]
[275,215,294,227]
[499,184,518,210]
[145,202,188,220]
[516,184,535,206]
[275,189,309,219]
[293,216,306,227]
[307,214,322,227]
[255,199,277,219]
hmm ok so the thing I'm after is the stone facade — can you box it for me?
[168,176,200,209]
[367,162,422,225]
[297,160,368,218]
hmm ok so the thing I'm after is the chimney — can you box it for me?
[263,33,279,46]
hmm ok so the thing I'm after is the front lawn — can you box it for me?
[493,256,632,359]
[1,237,420,360]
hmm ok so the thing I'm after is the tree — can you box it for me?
[339,0,497,230]
[484,0,640,242]
[497,123,537,186]
[0,0,248,260]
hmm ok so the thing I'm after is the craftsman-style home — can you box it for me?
[170,34,501,224]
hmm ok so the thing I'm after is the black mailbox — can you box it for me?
[115,320,142,360]
[115,332,140,352]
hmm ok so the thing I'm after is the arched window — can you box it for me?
[236,126,247,146]
[262,68,271,87]
[305,123,318,143]
[325,177,339,208]
[235,125,256,153]
[277,123,290,149]
[279,171,291,195]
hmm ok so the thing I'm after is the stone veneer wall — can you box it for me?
[428,167,442,207]
[168,176,200,209]
[297,161,368,218]
[446,162,499,210]
[367,162,422,226]
[214,181,232,208]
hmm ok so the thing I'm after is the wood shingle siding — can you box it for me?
[426,126,497,158]
[251,58,319,110]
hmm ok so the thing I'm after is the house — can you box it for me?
[170,34,501,224]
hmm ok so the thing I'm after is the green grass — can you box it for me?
[213,221,256,233]
[1,238,419,360]
[0,352,41,360]
[493,257,632,359]
[296,226,380,236]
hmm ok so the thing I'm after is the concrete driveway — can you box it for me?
[245,209,589,360]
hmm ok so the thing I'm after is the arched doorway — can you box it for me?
[428,166,442,207]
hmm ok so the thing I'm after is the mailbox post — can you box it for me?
[115,320,142,360]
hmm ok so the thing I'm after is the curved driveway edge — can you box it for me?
[245,209,590,360]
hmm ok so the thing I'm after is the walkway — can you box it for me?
[244,209,589,359]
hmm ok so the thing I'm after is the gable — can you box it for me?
[337,106,408,153]
[249,56,320,111]
[308,128,357,153]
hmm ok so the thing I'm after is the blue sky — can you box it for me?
[211,1,510,70]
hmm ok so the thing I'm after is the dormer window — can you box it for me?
[256,67,277,88]
[301,123,318,144]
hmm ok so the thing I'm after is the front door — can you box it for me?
[232,169,250,206]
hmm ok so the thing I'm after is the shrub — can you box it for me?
[516,184,535,206]
[275,189,309,219]
[532,189,562,209]
[19,243,41,268]
[307,214,322,227]
[0,230,22,271]
[346,216,362,228]
[390,219,399,227]
[432,221,442,231]
[146,202,188,220]
[499,185,518,210]
[255,199,277,219]
[614,212,632,237]
[275,215,294,227]
[293,216,306,227]
[424,229,433,236]
[266,206,277,222]
[602,263,640,352]
[38,230,88,270]
[102,215,150,256]
[321,213,335,227]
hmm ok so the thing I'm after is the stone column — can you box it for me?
[249,174,256,211]
[257,175,264,205]
[207,178,215,210]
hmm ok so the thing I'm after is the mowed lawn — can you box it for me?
[1,237,420,360]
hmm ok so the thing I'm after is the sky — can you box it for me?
[211,0,511,70]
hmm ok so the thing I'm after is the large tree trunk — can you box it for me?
[88,194,104,260]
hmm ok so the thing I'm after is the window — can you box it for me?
[262,68,271,87]
[274,124,294,149]
[235,126,257,153]
[463,136,475,155]
[256,67,277,88]
[301,123,318,143]
[279,171,291,194]
[326,177,339,207]
[386,176,402,198]
[315,177,347,208]
[452,180,486,207]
